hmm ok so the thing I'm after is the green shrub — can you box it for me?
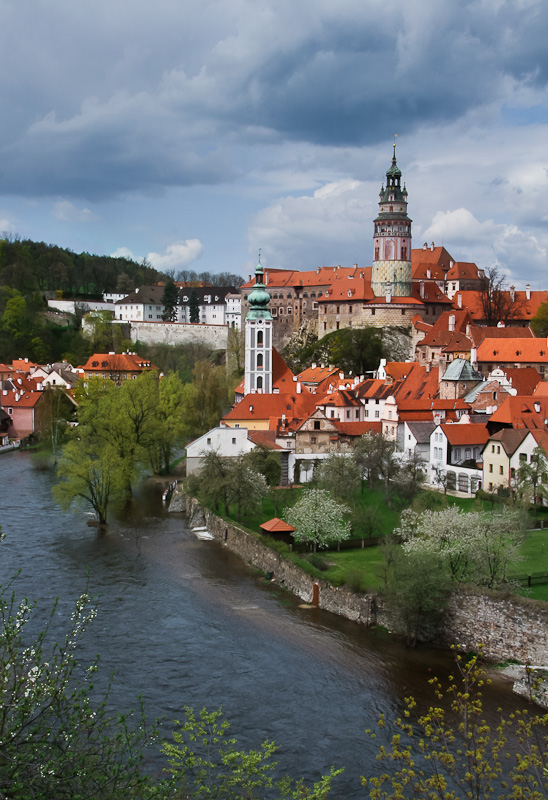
[343,566,367,592]
[306,553,331,571]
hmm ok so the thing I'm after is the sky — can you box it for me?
[1,0,547,288]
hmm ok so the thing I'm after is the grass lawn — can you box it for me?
[317,547,385,591]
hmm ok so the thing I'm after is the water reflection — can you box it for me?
[0,452,523,798]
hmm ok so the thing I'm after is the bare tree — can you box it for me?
[478,266,524,326]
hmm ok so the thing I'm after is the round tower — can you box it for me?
[244,259,273,395]
[371,145,412,297]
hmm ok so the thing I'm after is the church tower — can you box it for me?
[371,145,412,298]
[244,259,273,394]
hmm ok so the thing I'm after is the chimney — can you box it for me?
[423,242,427,250]
[510,285,515,303]
[430,242,434,251]
[339,371,344,380]
[385,281,392,304]
[419,280,425,299]
[466,323,471,337]
[448,314,455,332]
[311,362,317,370]
[296,382,302,394]
[449,260,454,269]
[426,269,431,279]
[353,263,358,269]
[37,382,43,390]
[534,401,541,413]
[526,284,531,300]
[457,293,462,308]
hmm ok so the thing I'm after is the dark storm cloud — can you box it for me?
[0,0,546,200]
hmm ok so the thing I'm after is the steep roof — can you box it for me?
[260,518,296,534]
[502,367,542,395]
[116,286,165,305]
[0,389,44,409]
[441,358,482,382]
[319,273,375,303]
[80,353,157,372]
[406,421,436,442]
[223,391,317,428]
[411,245,454,279]
[488,395,548,429]
[487,428,529,456]
[453,290,548,322]
[446,261,482,280]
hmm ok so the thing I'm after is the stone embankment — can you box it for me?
[171,489,548,670]
[171,490,376,626]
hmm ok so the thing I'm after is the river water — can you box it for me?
[0,451,522,798]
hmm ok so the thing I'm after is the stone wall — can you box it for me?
[176,492,376,626]
[129,321,228,350]
[173,491,548,664]
[445,590,548,664]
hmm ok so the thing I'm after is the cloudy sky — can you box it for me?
[1,0,547,287]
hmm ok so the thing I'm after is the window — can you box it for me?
[355,410,360,419]
[256,376,263,390]
[287,306,292,314]
[207,438,211,445]
[232,438,236,444]
[346,410,351,419]
[489,464,493,473]
[497,445,501,454]
[257,330,263,346]
[499,465,504,475]
[257,353,263,369]
[519,453,527,462]
[375,410,380,418]
[310,436,317,445]
[314,420,321,430]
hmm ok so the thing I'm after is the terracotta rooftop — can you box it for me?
[441,421,490,446]
[488,395,548,429]
[476,338,548,363]
[260,518,296,534]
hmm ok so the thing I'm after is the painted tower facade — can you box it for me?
[371,145,412,298]
[244,260,273,395]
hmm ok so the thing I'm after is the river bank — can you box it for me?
[173,488,548,702]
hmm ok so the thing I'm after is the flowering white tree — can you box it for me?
[284,489,351,551]
[396,506,525,588]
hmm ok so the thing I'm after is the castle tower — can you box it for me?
[244,259,273,394]
[371,145,412,297]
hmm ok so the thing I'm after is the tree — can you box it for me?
[161,280,179,322]
[189,289,200,323]
[478,266,524,326]
[514,446,548,507]
[397,505,525,588]
[531,299,548,337]
[146,371,189,474]
[163,706,341,800]
[364,648,548,800]
[284,489,351,551]
[0,543,155,798]
[244,443,282,487]
[380,540,451,646]
[395,451,426,506]
[226,458,268,522]
[52,433,126,524]
[183,360,227,436]
[316,453,361,502]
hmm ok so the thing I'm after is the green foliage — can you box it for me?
[161,281,179,322]
[189,290,200,323]
[244,444,282,487]
[283,326,385,375]
[315,453,361,501]
[531,300,548,337]
[183,360,228,437]
[364,647,548,800]
[0,558,155,799]
[163,706,342,799]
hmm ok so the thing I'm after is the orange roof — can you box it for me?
[502,367,541,396]
[296,365,340,385]
[476,338,548,363]
[260,517,296,534]
[469,326,535,346]
[454,290,548,322]
[440,421,489,446]
[0,389,43,408]
[11,359,40,371]
[318,389,361,408]
[319,273,374,303]
[411,245,454,278]
[366,296,424,306]
[247,430,284,450]
[332,420,381,436]
[488,395,548,429]
[80,352,157,372]
[242,265,364,290]
[446,261,482,280]
[223,391,317,427]
[411,281,452,304]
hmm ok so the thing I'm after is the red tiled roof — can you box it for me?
[441,421,489,446]
[332,420,381,436]
[318,389,361,408]
[476,338,548,363]
[297,365,339,385]
[453,290,548,322]
[0,389,43,408]
[411,245,454,278]
[488,395,548,429]
[223,391,317,426]
[80,353,157,372]
[446,261,482,280]
[11,359,40,371]
[502,367,541,396]
[319,273,374,303]
[260,517,296,534]
[247,430,284,450]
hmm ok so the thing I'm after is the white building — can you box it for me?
[115,286,165,322]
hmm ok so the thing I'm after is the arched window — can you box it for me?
[257,353,263,369]
[257,330,263,346]
[256,376,263,390]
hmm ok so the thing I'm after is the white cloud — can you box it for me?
[0,218,16,235]
[110,246,138,260]
[53,200,97,222]
[147,239,204,271]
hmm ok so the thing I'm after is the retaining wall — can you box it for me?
[129,321,228,349]
[173,491,548,664]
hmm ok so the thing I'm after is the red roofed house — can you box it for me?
[80,352,157,385]
[473,338,548,380]
[0,387,47,439]
[429,416,488,494]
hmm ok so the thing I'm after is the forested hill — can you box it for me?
[0,237,164,298]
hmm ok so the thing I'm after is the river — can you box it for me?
[0,451,522,798]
